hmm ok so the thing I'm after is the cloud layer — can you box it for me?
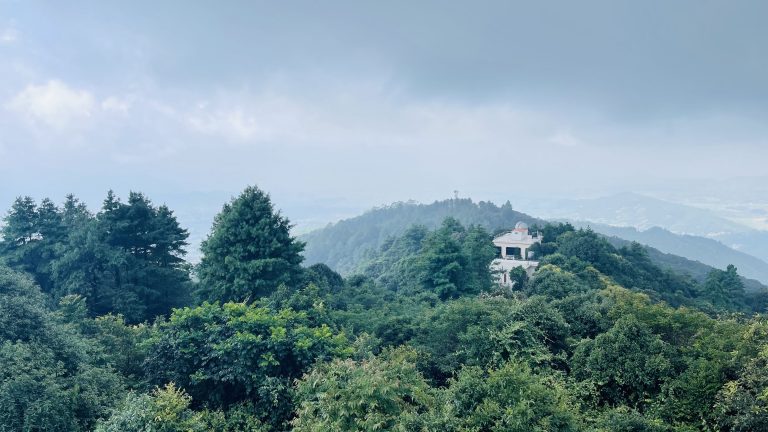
[0,0,766,216]
[8,80,95,128]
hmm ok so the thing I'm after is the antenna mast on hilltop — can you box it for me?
[454,190,459,200]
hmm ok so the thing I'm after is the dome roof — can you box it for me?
[514,221,528,230]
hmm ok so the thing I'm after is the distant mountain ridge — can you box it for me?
[300,198,768,290]
[300,198,542,274]
[603,233,767,293]
[521,192,749,236]
[518,192,768,263]
[573,223,768,285]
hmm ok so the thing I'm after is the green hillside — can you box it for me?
[585,223,768,285]
[3,187,768,431]
[302,198,768,292]
[300,198,542,274]
[606,235,768,294]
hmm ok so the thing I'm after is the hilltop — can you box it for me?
[301,198,541,274]
[3,186,768,431]
[301,198,768,290]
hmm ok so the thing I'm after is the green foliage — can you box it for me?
[96,383,267,432]
[58,300,154,388]
[358,218,496,300]
[359,224,429,291]
[0,341,79,431]
[458,224,498,294]
[1,197,66,294]
[303,263,345,294]
[445,362,582,432]
[572,315,674,409]
[293,346,580,432]
[4,189,768,432]
[293,347,434,432]
[144,301,350,429]
[550,290,612,339]
[302,198,539,274]
[324,276,427,347]
[703,264,747,311]
[535,224,753,313]
[196,403,268,432]
[656,358,726,426]
[197,186,305,302]
[712,346,768,431]
[410,296,563,384]
[529,222,575,257]
[417,218,469,299]
[1,192,192,323]
[0,264,125,432]
[593,407,672,432]
[508,265,529,290]
[527,264,591,299]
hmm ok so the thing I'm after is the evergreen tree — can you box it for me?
[509,266,529,290]
[1,196,38,248]
[51,217,131,318]
[417,218,467,300]
[96,191,191,319]
[1,192,192,323]
[1,197,66,293]
[703,264,746,311]
[61,194,91,227]
[197,186,305,302]
[461,225,497,293]
[1,197,40,274]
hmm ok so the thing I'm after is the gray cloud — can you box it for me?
[8,1,765,114]
[0,0,766,228]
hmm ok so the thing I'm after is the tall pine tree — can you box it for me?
[197,186,305,302]
[2,192,192,323]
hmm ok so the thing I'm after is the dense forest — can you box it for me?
[579,223,768,285]
[2,186,768,431]
[301,198,768,292]
[300,198,540,274]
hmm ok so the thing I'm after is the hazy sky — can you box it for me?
[1,0,767,217]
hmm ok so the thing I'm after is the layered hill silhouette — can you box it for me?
[301,198,768,290]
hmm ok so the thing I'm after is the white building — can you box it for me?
[490,222,542,287]
[493,222,541,260]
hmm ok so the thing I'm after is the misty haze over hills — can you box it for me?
[516,192,768,264]
[3,1,768,429]
[293,196,768,284]
[577,223,768,285]
[519,192,749,236]
[3,188,768,280]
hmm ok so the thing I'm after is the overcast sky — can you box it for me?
[1,0,767,219]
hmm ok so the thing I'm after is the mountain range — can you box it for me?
[300,198,768,289]
[517,192,768,264]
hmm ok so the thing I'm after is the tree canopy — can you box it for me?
[197,186,305,302]
[1,192,191,323]
[2,188,768,432]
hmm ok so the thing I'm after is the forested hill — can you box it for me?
[4,186,768,431]
[301,198,542,274]
[581,223,768,285]
[301,198,768,292]
[606,235,768,294]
